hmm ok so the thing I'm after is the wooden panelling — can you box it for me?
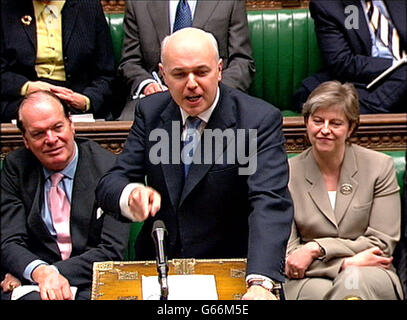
[1,114,405,161]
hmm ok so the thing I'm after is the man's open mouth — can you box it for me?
[186,95,202,102]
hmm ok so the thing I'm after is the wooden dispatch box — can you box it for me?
[91,258,247,300]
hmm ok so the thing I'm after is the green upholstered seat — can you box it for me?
[105,13,125,67]
[247,9,323,115]
[124,221,143,261]
[383,151,406,196]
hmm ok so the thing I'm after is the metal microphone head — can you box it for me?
[152,220,168,257]
[152,220,167,236]
[151,220,168,266]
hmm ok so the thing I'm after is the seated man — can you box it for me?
[0,91,130,300]
[117,0,255,120]
[97,27,293,300]
[294,0,407,113]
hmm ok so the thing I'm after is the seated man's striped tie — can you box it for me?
[365,0,406,60]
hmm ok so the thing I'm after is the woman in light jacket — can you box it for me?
[284,81,403,300]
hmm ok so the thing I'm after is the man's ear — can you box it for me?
[159,63,165,79]
[217,58,223,82]
[68,116,75,135]
[22,134,30,150]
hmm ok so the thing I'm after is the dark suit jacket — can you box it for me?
[0,0,116,121]
[0,139,130,292]
[118,0,255,96]
[96,84,293,282]
[294,0,407,113]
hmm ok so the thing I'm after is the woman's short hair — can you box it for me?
[302,80,360,136]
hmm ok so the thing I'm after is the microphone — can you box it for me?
[151,220,169,300]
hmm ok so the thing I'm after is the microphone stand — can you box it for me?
[158,265,169,300]
[152,220,169,300]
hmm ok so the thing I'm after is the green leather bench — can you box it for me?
[246,9,323,116]
[105,8,323,116]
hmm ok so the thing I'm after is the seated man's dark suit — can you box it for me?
[118,0,255,96]
[0,0,116,121]
[96,84,294,283]
[294,0,407,113]
[0,139,130,299]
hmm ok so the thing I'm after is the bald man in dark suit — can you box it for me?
[97,28,293,300]
[117,0,255,120]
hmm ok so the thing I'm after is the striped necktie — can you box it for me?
[48,173,72,260]
[365,0,406,60]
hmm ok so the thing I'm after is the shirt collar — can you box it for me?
[33,1,65,20]
[180,86,220,126]
[43,142,78,181]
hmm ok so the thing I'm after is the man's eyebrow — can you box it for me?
[27,128,44,137]
[28,121,65,133]
[171,65,210,71]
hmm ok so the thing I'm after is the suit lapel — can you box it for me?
[304,150,338,229]
[334,144,359,225]
[159,101,185,211]
[69,143,96,254]
[147,1,170,43]
[193,0,219,28]
[26,165,61,257]
[179,85,236,207]
[18,0,36,49]
[386,0,407,47]
[61,0,79,48]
